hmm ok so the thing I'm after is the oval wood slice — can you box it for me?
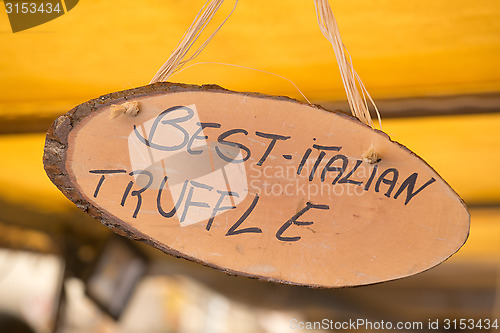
[43,82,469,288]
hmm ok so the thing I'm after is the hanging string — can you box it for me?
[150,0,381,129]
[109,101,140,119]
[150,0,238,83]
[171,61,312,104]
[313,0,382,129]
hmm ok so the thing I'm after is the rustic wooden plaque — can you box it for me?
[43,82,469,287]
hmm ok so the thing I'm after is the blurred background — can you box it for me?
[1,0,500,332]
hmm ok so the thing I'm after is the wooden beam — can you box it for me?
[1,1,500,102]
[320,92,500,119]
[0,100,78,135]
[1,92,500,134]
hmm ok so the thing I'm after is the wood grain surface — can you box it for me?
[43,82,469,287]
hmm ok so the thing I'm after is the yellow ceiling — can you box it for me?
[1,0,500,104]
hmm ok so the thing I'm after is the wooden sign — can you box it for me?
[43,82,469,287]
